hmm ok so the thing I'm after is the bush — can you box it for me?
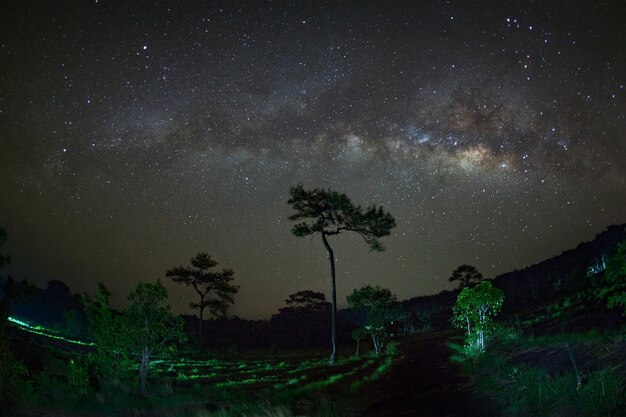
[67,358,91,398]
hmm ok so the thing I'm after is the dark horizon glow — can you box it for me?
[1,1,624,319]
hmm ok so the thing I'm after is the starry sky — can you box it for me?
[1,1,625,319]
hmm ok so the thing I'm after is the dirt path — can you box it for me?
[354,330,494,417]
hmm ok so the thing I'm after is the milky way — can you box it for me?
[1,1,625,318]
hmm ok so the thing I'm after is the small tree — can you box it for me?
[351,327,369,356]
[449,264,484,289]
[388,307,413,336]
[279,290,330,314]
[166,252,239,336]
[288,185,395,365]
[347,285,397,356]
[452,280,504,354]
[117,280,185,396]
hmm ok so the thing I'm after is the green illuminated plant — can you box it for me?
[82,283,127,381]
[67,358,90,398]
[351,327,368,356]
[452,280,504,354]
[598,241,626,315]
[117,279,186,396]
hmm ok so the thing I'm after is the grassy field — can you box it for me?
[7,290,625,417]
[448,302,626,417]
[8,316,396,417]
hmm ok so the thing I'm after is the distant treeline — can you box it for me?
[5,224,625,351]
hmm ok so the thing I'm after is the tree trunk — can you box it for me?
[355,339,360,356]
[321,232,337,366]
[140,347,150,397]
[199,302,204,336]
[371,331,380,355]
[478,311,485,351]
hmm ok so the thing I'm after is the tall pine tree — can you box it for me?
[288,185,395,365]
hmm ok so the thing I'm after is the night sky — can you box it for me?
[1,1,625,319]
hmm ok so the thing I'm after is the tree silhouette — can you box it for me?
[449,264,484,289]
[288,185,396,365]
[279,290,330,314]
[166,252,238,336]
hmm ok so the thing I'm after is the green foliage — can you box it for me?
[351,326,369,342]
[492,323,524,347]
[452,280,504,353]
[455,323,626,417]
[521,292,590,326]
[119,279,186,354]
[11,325,378,416]
[166,252,239,335]
[364,344,396,382]
[506,366,575,416]
[117,279,186,395]
[67,358,91,398]
[477,362,625,417]
[599,241,626,315]
[347,285,397,355]
[83,280,185,395]
[576,368,624,417]
[62,309,87,339]
[449,264,484,289]
[81,283,128,381]
[351,327,369,356]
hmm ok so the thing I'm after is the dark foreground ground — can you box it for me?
[353,331,494,417]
